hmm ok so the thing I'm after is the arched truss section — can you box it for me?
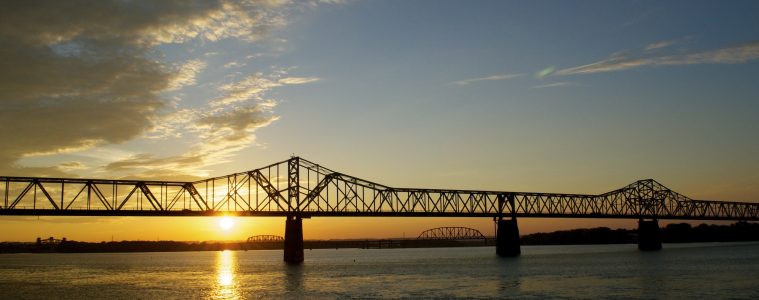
[417,226,487,240]
[247,235,284,242]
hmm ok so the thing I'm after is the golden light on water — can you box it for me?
[213,250,241,299]
[219,272,234,287]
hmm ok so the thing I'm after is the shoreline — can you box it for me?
[3,222,757,254]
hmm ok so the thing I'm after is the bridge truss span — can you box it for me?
[417,227,487,240]
[1,157,758,221]
[0,177,205,212]
[247,235,284,242]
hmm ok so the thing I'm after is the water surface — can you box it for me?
[0,242,757,299]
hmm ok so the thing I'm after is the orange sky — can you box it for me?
[0,215,735,243]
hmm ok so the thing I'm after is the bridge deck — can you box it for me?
[0,209,754,221]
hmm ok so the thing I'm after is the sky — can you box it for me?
[1,0,758,242]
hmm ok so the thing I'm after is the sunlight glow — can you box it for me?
[219,217,235,231]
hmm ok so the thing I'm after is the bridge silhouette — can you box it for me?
[1,157,758,262]
[247,235,284,242]
[417,227,487,241]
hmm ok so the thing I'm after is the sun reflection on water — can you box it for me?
[213,250,241,299]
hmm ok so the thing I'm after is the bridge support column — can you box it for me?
[496,217,521,257]
[284,215,304,263]
[637,219,662,251]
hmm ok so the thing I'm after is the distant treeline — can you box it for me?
[521,221,759,245]
[1,222,757,253]
[0,240,257,254]
[57,241,254,253]
[521,227,633,245]
[0,239,479,253]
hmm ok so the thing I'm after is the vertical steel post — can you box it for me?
[87,182,91,210]
[288,157,299,211]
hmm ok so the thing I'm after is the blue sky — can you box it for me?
[249,1,759,198]
[1,0,758,240]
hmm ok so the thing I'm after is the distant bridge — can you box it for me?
[247,235,284,242]
[1,157,758,262]
[417,227,487,241]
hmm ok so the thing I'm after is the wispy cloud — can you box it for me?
[308,0,351,6]
[535,67,555,79]
[556,40,759,76]
[319,0,350,4]
[450,74,522,86]
[531,82,575,89]
[278,77,320,85]
[644,39,676,51]
[107,67,316,178]
[211,74,319,107]
[223,61,245,69]
[105,103,279,177]
[167,59,207,91]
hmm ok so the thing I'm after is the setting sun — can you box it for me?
[219,217,235,231]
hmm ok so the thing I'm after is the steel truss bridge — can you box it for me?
[417,227,487,241]
[2,156,758,262]
[1,156,757,220]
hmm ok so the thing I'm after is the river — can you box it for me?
[0,242,757,299]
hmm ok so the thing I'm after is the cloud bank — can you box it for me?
[0,0,310,178]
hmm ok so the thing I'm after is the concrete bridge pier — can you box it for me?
[284,215,304,263]
[496,217,521,257]
[637,219,662,251]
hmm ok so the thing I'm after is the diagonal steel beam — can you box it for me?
[249,170,287,211]
[34,180,60,210]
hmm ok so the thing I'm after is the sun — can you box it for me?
[218,217,235,231]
